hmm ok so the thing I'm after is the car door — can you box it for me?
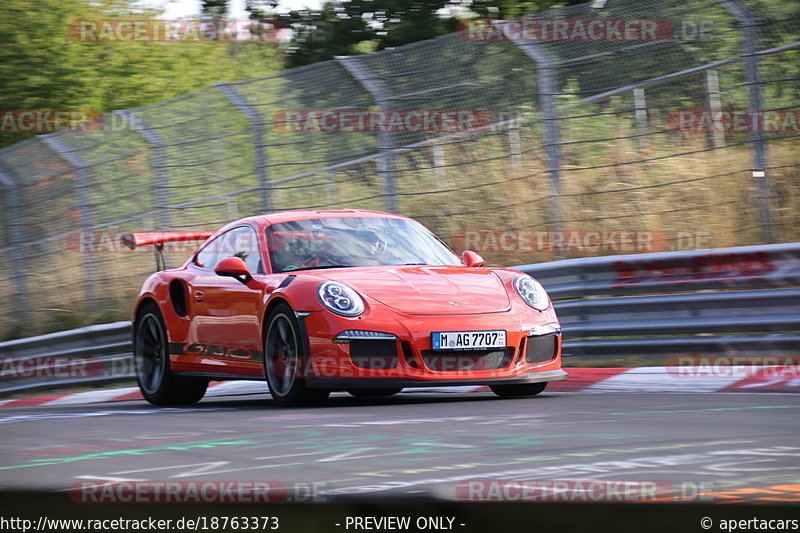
[189,226,265,372]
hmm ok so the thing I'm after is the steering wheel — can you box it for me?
[301,248,344,269]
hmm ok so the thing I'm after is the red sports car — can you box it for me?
[123,210,566,406]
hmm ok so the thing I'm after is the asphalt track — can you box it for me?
[1,388,799,504]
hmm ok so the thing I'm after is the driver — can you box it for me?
[300,228,340,268]
[267,232,301,272]
[355,229,384,259]
[302,229,384,268]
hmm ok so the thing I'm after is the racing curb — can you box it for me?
[1,366,797,408]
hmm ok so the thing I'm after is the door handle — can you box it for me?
[194,291,205,303]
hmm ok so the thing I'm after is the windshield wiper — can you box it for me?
[288,264,355,271]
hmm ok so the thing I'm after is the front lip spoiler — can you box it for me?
[306,369,568,389]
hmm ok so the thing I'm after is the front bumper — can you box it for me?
[300,302,564,386]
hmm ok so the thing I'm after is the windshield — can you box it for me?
[265,217,461,272]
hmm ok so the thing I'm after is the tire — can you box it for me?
[264,303,330,407]
[134,302,207,406]
[489,382,548,398]
[347,388,403,398]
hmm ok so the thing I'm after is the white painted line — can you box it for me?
[585,367,743,393]
[204,380,266,397]
[75,474,147,482]
[401,386,486,394]
[45,387,141,406]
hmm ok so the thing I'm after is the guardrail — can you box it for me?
[0,322,133,395]
[1,243,799,394]
[515,242,800,358]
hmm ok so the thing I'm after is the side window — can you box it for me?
[194,226,263,274]
[219,226,263,274]
[194,235,222,270]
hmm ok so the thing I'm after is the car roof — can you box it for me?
[220,209,411,231]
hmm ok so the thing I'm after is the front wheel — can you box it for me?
[264,303,330,407]
[490,382,547,398]
[134,303,207,406]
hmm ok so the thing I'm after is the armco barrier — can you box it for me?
[513,242,800,298]
[514,242,800,358]
[0,322,133,395]
[1,243,799,394]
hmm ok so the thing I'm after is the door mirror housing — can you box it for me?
[461,250,485,267]
[215,256,253,284]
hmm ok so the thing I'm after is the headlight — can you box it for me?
[514,274,550,311]
[317,281,365,317]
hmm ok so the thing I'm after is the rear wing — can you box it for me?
[120,231,215,271]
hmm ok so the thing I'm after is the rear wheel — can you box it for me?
[134,303,207,405]
[264,303,330,407]
[490,382,547,398]
[347,388,403,398]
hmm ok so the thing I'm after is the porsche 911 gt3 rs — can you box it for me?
[124,209,566,406]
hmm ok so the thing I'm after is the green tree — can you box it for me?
[0,0,282,148]
[250,0,588,68]
[202,0,229,20]
[466,0,585,19]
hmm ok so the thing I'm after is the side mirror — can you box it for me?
[215,256,253,284]
[462,250,485,267]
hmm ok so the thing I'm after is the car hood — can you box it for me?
[315,266,511,315]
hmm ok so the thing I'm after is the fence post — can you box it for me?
[508,123,523,170]
[124,111,173,230]
[337,56,398,213]
[217,82,271,213]
[432,143,447,183]
[325,170,338,206]
[717,0,775,243]
[633,88,648,149]
[705,69,726,148]
[500,24,563,237]
[226,197,240,220]
[0,166,30,326]
[40,134,97,304]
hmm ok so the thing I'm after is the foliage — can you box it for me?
[247,0,586,68]
[0,0,282,148]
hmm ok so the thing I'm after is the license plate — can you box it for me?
[431,330,506,350]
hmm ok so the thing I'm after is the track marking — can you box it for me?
[611,404,800,415]
[46,389,141,406]
[112,462,232,477]
[317,447,380,462]
[409,442,476,449]
[253,451,330,461]
[75,474,147,482]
